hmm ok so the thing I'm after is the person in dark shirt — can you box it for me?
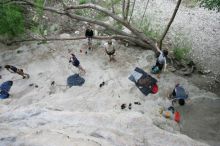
[85,25,94,50]
[169,83,189,106]
[69,54,86,74]
[5,65,30,79]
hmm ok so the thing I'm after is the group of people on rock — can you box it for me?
[69,24,116,74]
[73,25,189,108]
[1,24,189,123]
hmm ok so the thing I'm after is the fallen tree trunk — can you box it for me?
[3,0,157,50]
[5,35,149,48]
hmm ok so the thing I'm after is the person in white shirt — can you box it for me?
[104,40,116,62]
[151,43,168,77]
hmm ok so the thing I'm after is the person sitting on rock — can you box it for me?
[5,65,30,79]
[104,40,116,62]
[85,25,94,50]
[151,43,168,77]
[169,83,189,106]
[69,54,86,74]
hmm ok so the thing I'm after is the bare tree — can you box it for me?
[2,0,156,50]
[125,0,130,21]
[140,0,150,26]
[129,0,136,23]
[110,0,115,14]
[159,0,182,49]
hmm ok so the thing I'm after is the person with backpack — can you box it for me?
[85,25,94,50]
[5,65,30,79]
[104,40,116,62]
[169,84,189,106]
[151,43,168,76]
[69,54,86,74]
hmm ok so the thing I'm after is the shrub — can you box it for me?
[173,47,190,61]
[0,4,24,37]
[172,34,191,61]
[79,0,89,4]
[199,0,220,11]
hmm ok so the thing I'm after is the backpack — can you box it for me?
[151,66,160,74]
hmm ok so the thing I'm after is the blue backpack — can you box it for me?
[151,66,160,74]
[0,81,13,99]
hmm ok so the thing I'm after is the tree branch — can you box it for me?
[12,0,133,38]
[4,0,156,50]
[110,0,115,14]
[5,35,139,45]
[125,0,130,21]
[140,0,150,26]
[159,0,182,49]
[129,0,136,23]
[65,3,154,46]
[122,0,126,20]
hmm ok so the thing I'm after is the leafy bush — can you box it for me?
[199,0,220,11]
[173,47,190,61]
[0,4,24,37]
[172,35,191,61]
[79,0,89,4]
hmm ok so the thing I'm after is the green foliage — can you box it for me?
[0,4,24,37]
[182,0,198,8]
[114,21,123,31]
[199,0,220,11]
[79,0,89,4]
[75,9,84,15]
[31,0,45,35]
[35,0,44,16]
[135,18,161,40]
[94,12,108,21]
[172,35,191,61]
[173,47,190,61]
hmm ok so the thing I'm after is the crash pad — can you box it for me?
[0,81,13,99]
[67,74,85,87]
[129,67,157,96]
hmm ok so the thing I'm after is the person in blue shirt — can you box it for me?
[169,84,189,106]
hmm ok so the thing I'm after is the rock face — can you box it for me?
[134,0,220,75]
[0,41,216,146]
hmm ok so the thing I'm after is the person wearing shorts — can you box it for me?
[104,40,116,62]
[69,54,86,74]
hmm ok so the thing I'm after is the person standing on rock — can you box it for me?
[104,40,116,62]
[69,54,86,74]
[5,65,30,79]
[85,25,94,50]
[151,43,168,77]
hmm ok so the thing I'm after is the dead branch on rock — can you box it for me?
[6,35,140,45]
[3,0,156,50]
